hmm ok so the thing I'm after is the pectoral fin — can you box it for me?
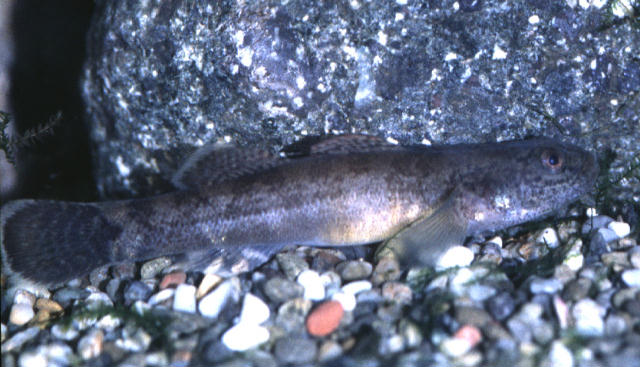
[376,193,468,267]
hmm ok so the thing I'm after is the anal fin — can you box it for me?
[172,244,285,276]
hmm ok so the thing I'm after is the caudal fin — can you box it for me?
[1,200,123,286]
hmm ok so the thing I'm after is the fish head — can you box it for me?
[464,138,598,234]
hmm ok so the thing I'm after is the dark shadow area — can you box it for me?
[8,0,96,201]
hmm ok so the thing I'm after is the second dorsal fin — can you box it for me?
[283,134,399,157]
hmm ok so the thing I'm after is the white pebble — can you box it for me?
[440,337,472,358]
[436,246,474,270]
[341,280,372,295]
[85,291,113,308]
[9,304,34,326]
[572,299,605,337]
[173,284,197,313]
[77,329,104,360]
[147,289,175,306]
[13,290,36,306]
[450,267,475,295]
[608,221,631,239]
[198,280,237,318]
[547,341,574,367]
[538,228,560,248]
[621,269,640,287]
[487,236,503,248]
[51,324,79,341]
[239,293,270,325]
[332,291,357,312]
[297,270,326,300]
[18,350,47,367]
[222,323,270,351]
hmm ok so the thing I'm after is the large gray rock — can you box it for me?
[82,0,639,200]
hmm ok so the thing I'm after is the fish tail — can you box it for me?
[1,200,122,286]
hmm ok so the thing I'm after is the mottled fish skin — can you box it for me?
[0,136,598,286]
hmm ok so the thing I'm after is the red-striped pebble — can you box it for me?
[306,301,344,337]
[160,271,187,289]
[453,324,482,348]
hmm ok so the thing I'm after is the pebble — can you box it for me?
[572,299,605,336]
[545,341,574,367]
[608,221,631,239]
[221,323,270,351]
[148,289,175,306]
[14,290,36,306]
[1,323,5,343]
[277,298,314,333]
[379,334,404,354]
[35,298,63,313]
[239,293,270,325]
[529,277,563,294]
[537,228,560,248]
[124,281,153,305]
[318,340,343,361]
[581,215,613,234]
[371,257,401,285]
[605,313,628,336]
[173,284,197,313]
[553,295,570,329]
[341,280,372,295]
[196,273,222,299]
[331,291,357,312]
[381,282,413,304]
[440,337,472,358]
[297,270,326,300]
[274,337,317,364]
[9,304,35,326]
[276,252,309,279]
[436,245,474,270]
[77,328,104,360]
[117,327,152,352]
[85,291,113,309]
[159,271,187,289]
[198,279,240,318]
[454,325,482,349]
[1,327,39,352]
[140,257,172,279]
[336,260,373,281]
[51,324,79,341]
[621,269,640,287]
[306,301,344,337]
[263,277,304,303]
[18,350,47,367]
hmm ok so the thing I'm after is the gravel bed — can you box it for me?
[1,209,638,367]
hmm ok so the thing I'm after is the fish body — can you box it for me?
[1,135,597,285]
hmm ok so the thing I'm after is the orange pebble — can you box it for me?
[306,301,344,337]
[453,324,482,348]
[160,271,187,289]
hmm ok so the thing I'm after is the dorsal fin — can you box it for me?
[173,134,401,189]
[171,144,281,189]
[283,134,399,157]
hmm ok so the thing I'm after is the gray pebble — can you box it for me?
[487,292,516,321]
[89,266,110,287]
[52,287,91,308]
[581,215,614,235]
[274,336,317,364]
[111,262,137,280]
[1,327,40,353]
[124,281,153,306]
[51,324,79,341]
[276,299,312,333]
[276,253,309,280]
[562,278,592,302]
[605,313,629,336]
[529,277,562,294]
[263,277,304,304]
[336,260,373,281]
[140,257,172,279]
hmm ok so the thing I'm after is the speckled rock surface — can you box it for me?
[82,0,639,198]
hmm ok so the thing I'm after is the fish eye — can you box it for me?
[541,149,563,170]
